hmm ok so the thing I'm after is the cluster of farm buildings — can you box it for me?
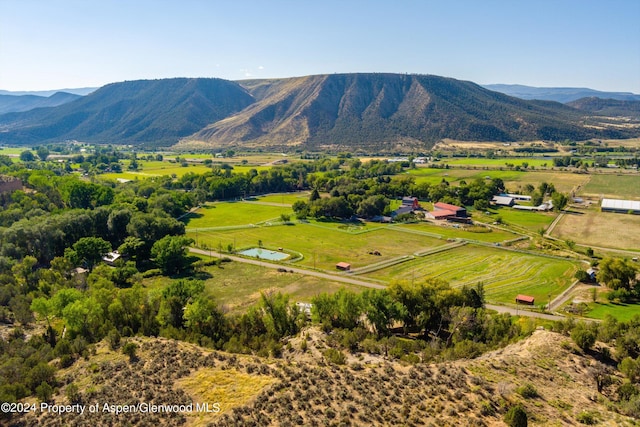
[490,193,554,211]
[391,197,469,222]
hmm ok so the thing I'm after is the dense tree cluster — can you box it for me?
[310,280,526,360]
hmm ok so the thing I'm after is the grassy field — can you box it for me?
[184,202,293,229]
[473,207,558,232]
[581,174,640,200]
[101,159,275,181]
[439,158,551,168]
[585,301,640,321]
[406,167,525,186]
[393,222,517,243]
[504,171,590,194]
[144,260,363,312]
[405,167,588,194]
[189,222,443,271]
[362,244,578,305]
[176,367,276,421]
[0,147,30,155]
[250,192,311,205]
[551,209,640,251]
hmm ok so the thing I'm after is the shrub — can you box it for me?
[141,268,162,278]
[122,342,138,361]
[35,381,53,402]
[66,383,81,404]
[576,411,598,425]
[323,348,346,365]
[571,327,596,351]
[516,383,539,399]
[504,404,527,427]
[618,382,639,401]
[108,329,121,350]
[479,400,495,416]
[59,354,75,368]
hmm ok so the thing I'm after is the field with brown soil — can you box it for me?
[11,329,635,427]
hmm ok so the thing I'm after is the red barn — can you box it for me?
[433,202,467,218]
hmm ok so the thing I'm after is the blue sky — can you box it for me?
[1,0,639,92]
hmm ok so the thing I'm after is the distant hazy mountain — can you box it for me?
[483,84,640,103]
[0,92,82,114]
[0,87,97,97]
[567,97,640,118]
[0,78,254,146]
[0,74,637,148]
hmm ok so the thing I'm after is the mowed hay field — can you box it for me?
[362,244,578,304]
[552,210,640,251]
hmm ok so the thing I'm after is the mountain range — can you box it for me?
[0,92,82,115]
[483,84,640,103]
[0,74,638,150]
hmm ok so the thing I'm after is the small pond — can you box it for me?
[239,248,290,261]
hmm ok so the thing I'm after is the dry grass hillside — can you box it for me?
[11,329,636,427]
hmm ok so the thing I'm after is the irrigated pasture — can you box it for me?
[184,201,292,229]
[393,222,517,243]
[474,208,557,232]
[406,168,524,186]
[362,244,578,305]
[189,222,444,271]
[551,209,640,251]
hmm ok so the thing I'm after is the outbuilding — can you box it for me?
[601,198,640,214]
[336,262,351,271]
[433,202,467,218]
[515,294,535,305]
[491,195,515,207]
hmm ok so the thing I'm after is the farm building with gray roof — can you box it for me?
[601,198,640,214]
